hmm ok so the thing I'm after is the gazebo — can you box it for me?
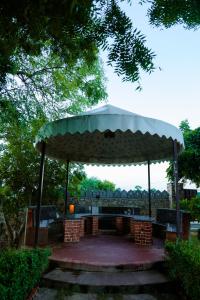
[34,104,184,246]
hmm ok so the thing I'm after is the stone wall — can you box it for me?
[76,189,170,216]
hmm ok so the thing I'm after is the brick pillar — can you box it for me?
[92,216,99,235]
[115,216,123,234]
[134,221,152,246]
[130,219,135,239]
[80,218,85,238]
[64,219,81,242]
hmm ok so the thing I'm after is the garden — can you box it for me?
[0,1,200,300]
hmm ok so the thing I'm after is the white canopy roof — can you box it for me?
[35,104,184,165]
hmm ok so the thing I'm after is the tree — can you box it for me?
[148,0,200,29]
[0,116,88,247]
[0,0,155,89]
[98,179,116,191]
[134,185,142,191]
[0,50,107,247]
[180,196,200,222]
[79,177,116,192]
[1,1,200,91]
[167,120,200,187]
[0,47,107,129]
[179,119,190,133]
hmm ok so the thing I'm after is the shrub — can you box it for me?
[180,196,200,221]
[0,248,51,300]
[165,240,200,300]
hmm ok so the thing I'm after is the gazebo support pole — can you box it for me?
[147,160,151,218]
[173,140,181,238]
[34,141,46,248]
[65,160,70,216]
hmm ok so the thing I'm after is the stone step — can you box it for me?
[42,268,173,294]
[49,258,164,273]
[35,288,179,300]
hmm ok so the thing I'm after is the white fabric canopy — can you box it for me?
[35,104,184,165]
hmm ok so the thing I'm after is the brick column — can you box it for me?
[115,216,123,234]
[134,221,152,246]
[92,216,99,235]
[80,217,85,238]
[64,219,81,242]
[130,219,135,239]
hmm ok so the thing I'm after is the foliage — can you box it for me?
[0,248,51,300]
[0,115,86,247]
[0,1,155,89]
[134,185,142,191]
[148,0,200,29]
[180,196,200,222]
[79,177,116,192]
[0,48,106,247]
[0,48,107,129]
[165,240,200,300]
[179,119,190,132]
[166,120,200,187]
[2,0,200,89]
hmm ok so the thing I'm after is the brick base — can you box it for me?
[166,231,177,242]
[133,221,152,246]
[64,219,81,242]
[80,218,85,238]
[92,216,99,235]
[130,219,135,239]
[115,216,123,234]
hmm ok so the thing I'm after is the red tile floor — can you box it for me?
[50,235,165,271]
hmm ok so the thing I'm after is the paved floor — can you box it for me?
[50,235,165,270]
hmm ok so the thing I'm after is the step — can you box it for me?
[49,259,164,272]
[42,268,173,294]
[35,288,179,300]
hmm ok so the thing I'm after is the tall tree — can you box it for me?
[167,120,200,187]
[0,50,107,247]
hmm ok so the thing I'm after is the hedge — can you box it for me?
[165,240,200,300]
[0,248,51,300]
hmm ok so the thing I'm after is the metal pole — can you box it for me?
[65,160,70,216]
[147,160,151,218]
[173,140,181,238]
[34,141,46,247]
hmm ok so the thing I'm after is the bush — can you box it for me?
[165,240,200,300]
[180,196,200,222]
[0,248,51,300]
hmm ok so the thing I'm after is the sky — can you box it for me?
[85,1,200,192]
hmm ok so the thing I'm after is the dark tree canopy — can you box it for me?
[1,1,200,90]
[148,0,200,28]
[0,0,155,88]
